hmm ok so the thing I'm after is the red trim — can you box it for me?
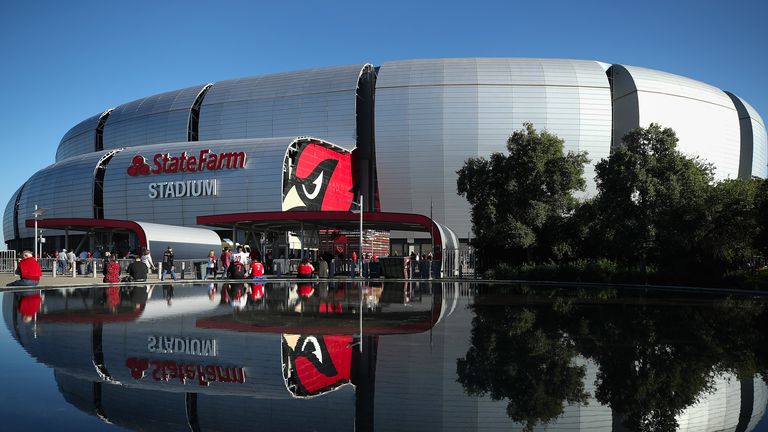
[24,218,148,248]
[197,211,442,247]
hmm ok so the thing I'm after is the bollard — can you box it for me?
[181,262,186,279]
[93,262,97,278]
[158,263,163,280]
[72,263,76,278]
[52,261,56,278]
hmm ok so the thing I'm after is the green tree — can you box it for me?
[694,178,762,275]
[456,300,588,431]
[457,123,588,269]
[592,124,713,273]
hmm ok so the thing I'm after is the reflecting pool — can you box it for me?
[1,281,767,431]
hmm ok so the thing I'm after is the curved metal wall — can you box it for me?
[16,152,112,239]
[198,64,366,149]
[56,112,103,162]
[102,138,301,228]
[374,58,613,238]
[2,184,24,244]
[726,91,768,178]
[102,84,210,151]
[610,65,742,180]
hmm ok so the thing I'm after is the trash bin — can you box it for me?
[193,261,203,279]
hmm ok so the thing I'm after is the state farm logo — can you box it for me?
[127,155,151,176]
[127,149,247,177]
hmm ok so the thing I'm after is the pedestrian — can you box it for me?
[141,248,156,272]
[234,245,249,266]
[297,257,314,279]
[67,249,77,272]
[249,256,265,278]
[125,256,148,282]
[205,250,217,280]
[78,249,88,275]
[220,247,232,273]
[7,250,42,286]
[318,255,329,278]
[57,249,68,274]
[161,246,177,281]
[351,250,358,276]
[227,260,246,279]
[103,255,121,283]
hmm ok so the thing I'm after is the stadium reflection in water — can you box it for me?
[3,282,768,431]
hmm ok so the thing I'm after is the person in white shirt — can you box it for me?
[141,249,156,272]
[233,245,250,266]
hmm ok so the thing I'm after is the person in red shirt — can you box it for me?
[250,257,265,278]
[297,258,314,278]
[8,250,42,286]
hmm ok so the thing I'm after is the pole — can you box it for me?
[359,194,363,278]
[34,205,38,260]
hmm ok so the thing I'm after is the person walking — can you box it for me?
[57,249,68,274]
[67,249,77,273]
[141,249,155,273]
[161,246,177,281]
[318,255,329,278]
[220,247,232,274]
[205,250,217,280]
[7,250,42,286]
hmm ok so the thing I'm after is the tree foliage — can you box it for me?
[457,123,588,269]
[592,124,713,271]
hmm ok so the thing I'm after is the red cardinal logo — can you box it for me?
[127,155,150,177]
[281,334,352,397]
[283,142,353,211]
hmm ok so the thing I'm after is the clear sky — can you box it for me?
[1,0,766,246]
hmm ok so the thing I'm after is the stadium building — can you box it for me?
[4,59,766,266]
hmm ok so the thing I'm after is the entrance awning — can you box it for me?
[25,218,221,260]
[197,211,453,249]
[26,218,149,247]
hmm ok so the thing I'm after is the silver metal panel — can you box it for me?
[16,152,109,238]
[56,112,101,161]
[198,64,365,148]
[136,221,221,261]
[102,138,305,229]
[728,92,767,178]
[2,185,23,243]
[375,58,612,238]
[612,64,741,180]
[102,84,208,151]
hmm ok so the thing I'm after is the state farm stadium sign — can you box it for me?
[127,149,247,199]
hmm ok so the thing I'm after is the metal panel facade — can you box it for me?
[102,85,208,151]
[612,65,742,180]
[198,64,365,148]
[728,92,768,178]
[2,185,23,243]
[9,59,768,248]
[102,138,294,228]
[56,112,102,161]
[16,153,107,238]
[375,58,613,238]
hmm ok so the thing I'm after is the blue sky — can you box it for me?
[1,0,766,246]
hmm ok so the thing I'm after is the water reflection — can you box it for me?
[2,282,768,431]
